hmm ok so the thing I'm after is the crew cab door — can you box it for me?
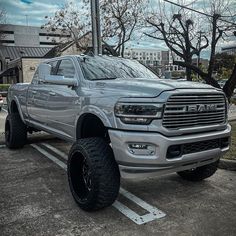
[46,58,79,139]
[27,62,58,126]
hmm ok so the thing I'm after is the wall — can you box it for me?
[22,58,43,83]
[61,44,83,56]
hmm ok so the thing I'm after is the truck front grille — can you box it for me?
[163,93,226,129]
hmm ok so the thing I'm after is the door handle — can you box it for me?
[49,91,56,96]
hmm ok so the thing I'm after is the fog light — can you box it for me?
[128,143,156,156]
[167,145,182,159]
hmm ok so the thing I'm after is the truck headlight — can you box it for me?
[114,103,164,124]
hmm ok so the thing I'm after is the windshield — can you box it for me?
[78,56,158,80]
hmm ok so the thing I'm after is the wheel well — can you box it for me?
[10,101,19,114]
[77,114,110,142]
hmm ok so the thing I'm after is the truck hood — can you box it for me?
[93,78,217,98]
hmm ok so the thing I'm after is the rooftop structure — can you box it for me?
[0,24,71,47]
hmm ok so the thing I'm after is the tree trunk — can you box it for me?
[186,67,192,81]
[207,14,220,79]
[173,60,221,89]
[223,64,236,101]
[121,43,125,57]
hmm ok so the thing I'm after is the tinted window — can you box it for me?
[48,61,58,75]
[78,56,158,80]
[31,69,39,84]
[57,59,75,78]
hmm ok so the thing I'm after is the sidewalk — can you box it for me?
[229,104,236,121]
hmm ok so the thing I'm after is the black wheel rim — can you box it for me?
[82,159,92,192]
[69,151,93,203]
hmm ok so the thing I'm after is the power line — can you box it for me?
[164,0,236,26]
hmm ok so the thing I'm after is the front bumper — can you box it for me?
[108,124,231,179]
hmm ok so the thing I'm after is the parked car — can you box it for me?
[5,55,231,211]
[0,94,3,111]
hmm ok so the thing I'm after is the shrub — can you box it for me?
[0,84,11,92]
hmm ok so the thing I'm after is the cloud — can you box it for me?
[2,0,62,26]
[20,0,33,4]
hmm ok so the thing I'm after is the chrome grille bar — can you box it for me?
[163,93,226,129]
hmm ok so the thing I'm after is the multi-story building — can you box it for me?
[124,48,162,65]
[0,24,71,47]
[124,48,185,78]
[166,51,185,72]
[222,45,236,55]
[0,24,71,84]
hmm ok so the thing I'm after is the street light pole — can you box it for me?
[91,0,102,55]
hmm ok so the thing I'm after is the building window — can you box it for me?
[39,32,71,37]
[48,61,58,75]
[0,40,15,44]
[40,41,59,45]
[0,30,14,34]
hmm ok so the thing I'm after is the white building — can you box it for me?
[124,48,185,77]
[124,48,162,66]
[166,51,185,72]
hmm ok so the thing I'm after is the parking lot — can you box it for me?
[0,110,236,236]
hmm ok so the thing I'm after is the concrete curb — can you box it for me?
[228,117,236,122]
[219,159,236,171]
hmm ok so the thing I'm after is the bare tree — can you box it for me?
[42,1,90,51]
[44,0,148,57]
[145,0,236,99]
[145,0,209,81]
[101,0,148,57]
[145,12,209,80]
[83,0,148,57]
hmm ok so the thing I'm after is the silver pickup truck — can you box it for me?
[5,55,231,211]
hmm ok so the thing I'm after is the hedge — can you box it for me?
[0,84,11,92]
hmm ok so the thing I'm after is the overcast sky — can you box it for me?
[1,0,235,58]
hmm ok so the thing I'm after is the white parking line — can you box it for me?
[2,108,8,113]
[41,143,68,160]
[31,144,67,170]
[0,144,6,148]
[118,188,166,224]
[31,143,166,225]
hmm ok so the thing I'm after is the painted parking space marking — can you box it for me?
[2,108,8,113]
[31,143,166,225]
[0,144,6,148]
[41,143,68,160]
[117,188,166,224]
[31,144,67,170]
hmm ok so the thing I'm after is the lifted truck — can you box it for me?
[5,55,231,211]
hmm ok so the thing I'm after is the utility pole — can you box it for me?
[91,0,102,55]
[25,15,28,26]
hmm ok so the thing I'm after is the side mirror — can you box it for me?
[44,75,78,87]
[38,63,51,81]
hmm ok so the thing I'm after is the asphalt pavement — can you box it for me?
[0,138,236,236]
[0,107,236,235]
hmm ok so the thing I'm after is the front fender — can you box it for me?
[11,96,26,124]
[75,105,115,128]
